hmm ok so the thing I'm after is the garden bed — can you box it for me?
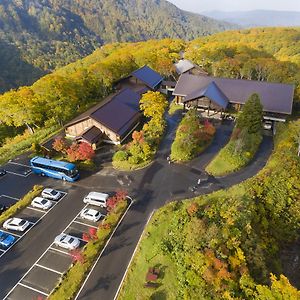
[0,185,43,225]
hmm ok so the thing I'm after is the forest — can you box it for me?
[0,0,235,92]
[0,27,300,162]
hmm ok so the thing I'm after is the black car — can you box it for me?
[0,169,6,176]
[0,204,7,214]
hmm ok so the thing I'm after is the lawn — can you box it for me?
[118,207,180,300]
[206,131,262,176]
[168,100,183,115]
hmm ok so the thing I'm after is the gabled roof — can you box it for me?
[90,88,141,135]
[131,66,163,89]
[174,59,195,74]
[173,74,295,115]
[185,82,229,109]
[76,126,102,144]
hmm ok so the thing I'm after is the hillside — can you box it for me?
[0,0,235,93]
[202,10,300,27]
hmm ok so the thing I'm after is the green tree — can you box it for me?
[236,93,263,134]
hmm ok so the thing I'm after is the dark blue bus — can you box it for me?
[30,156,79,182]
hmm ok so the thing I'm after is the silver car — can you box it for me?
[42,188,61,200]
[3,218,30,232]
[80,208,102,222]
[31,197,53,210]
[54,234,80,250]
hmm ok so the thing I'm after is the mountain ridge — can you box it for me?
[202,10,300,27]
[0,0,236,93]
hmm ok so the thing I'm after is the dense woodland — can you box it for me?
[0,28,300,156]
[120,119,300,299]
[0,0,235,92]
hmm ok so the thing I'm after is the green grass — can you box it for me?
[0,185,43,225]
[0,125,60,165]
[168,101,183,115]
[118,206,180,300]
[112,159,152,171]
[206,132,262,177]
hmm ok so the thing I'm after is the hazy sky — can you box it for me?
[168,0,300,12]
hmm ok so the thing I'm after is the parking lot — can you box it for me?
[2,161,32,178]
[0,190,67,259]
[4,202,107,300]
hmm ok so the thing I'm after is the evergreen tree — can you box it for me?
[236,93,263,134]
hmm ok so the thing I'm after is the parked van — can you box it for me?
[83,192,109,207]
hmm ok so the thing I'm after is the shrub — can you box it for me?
[171,110,215,162]
[0,185,43,225]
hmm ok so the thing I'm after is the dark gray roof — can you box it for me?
[90,89,140,135]
[173,74,294,114]
[185,82,229,109]
[131,66,163,89]
[77,126,102,144]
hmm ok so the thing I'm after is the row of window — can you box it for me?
[32,162,68,175]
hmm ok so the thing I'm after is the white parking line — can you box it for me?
[26,206,47,213]
[73,220,98,229]
[49,246,70,256]
[75,197,134,300]
[18,282,49,297]
[8,161,31,168]
[5,170,31,178]
[35,263,63,275]
[0,229,22,238]
[0,192,68,261]
[0,249,5,253]
[1,195,19,201]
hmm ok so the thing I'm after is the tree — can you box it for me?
[140,91,168,120]
[236,93,263,134]
[52,137,68,153]
[255,274,300,299]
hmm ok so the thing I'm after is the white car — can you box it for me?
[42,188,61,200]
[54,234,80,250]
[80,208,102,222]
[3,218,30,232]
[31,197,53,210]
[263,121,272,130]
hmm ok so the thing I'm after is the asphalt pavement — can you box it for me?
[0,112,273,300]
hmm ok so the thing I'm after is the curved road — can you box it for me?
[75,112,273,300]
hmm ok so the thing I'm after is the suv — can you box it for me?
[83,192,109,207]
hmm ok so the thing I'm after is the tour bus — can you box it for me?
[30,156,79,182]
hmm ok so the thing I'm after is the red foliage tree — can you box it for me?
[88,227,97,239]
[69,248,85,264]
[77,142,95,160]
[106,190,128,212]
[82,232,92,242]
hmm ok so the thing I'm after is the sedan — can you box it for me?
[80,208,102,222]
[0,230,15,249]
[3,218,30,232]
[31,197,53,210]
[0,169,6,176]
[54,234,80,250]
[41,188,61,200]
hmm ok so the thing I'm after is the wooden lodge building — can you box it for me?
[65,66,163,147]
[173,73,295,122]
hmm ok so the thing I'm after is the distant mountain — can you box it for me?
[202,10,300,28]
[0,0,236,93]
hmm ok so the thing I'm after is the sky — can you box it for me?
[167,0,300,12]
